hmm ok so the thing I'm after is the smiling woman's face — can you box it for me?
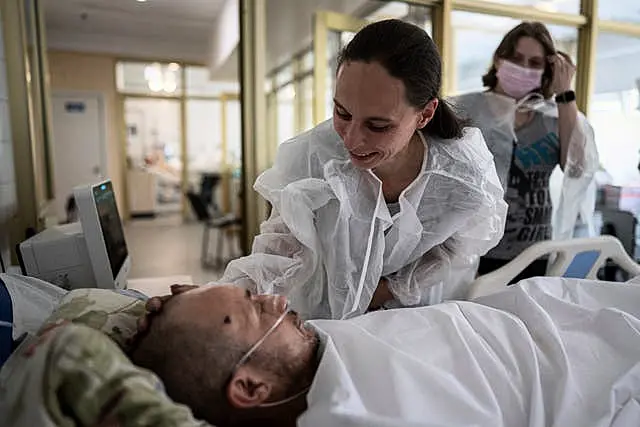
[333,60,433,170]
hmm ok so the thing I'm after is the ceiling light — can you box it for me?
[535,1,558,13]
[163,80,177,93]
[148,80,162,92]
[167,62,180,72]
[281,85,296,100]
[144,64,161,81]
[137,0,148,3]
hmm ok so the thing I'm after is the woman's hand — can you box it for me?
[136,284,198,334]
[550,52,580,170]
[548,53,576,95]
[368,278,394,310]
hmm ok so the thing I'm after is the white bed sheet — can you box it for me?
[301,277,640,427]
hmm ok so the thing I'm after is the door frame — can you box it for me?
[218,92,241,215]
[51,90,108,214]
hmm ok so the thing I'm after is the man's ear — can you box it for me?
[417,98,438,129]
[227,365,273,409]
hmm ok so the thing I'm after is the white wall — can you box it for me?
[590,34,640,187]
[209,0,239,76]
[590,91,640,186]
[210,0,371,78]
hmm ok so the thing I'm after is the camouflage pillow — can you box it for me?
[41,288,147,352]
[0,322,212,427]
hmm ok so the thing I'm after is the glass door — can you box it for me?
[124,97,183,217]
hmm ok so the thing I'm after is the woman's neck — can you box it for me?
[492,84,507,97]
[374,132,424,179]
[373,132,426,202]
[490,86,535,130]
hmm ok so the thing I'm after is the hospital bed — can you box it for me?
[469,235,640,299]
[3,237,640,427]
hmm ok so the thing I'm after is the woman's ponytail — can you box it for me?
[423,98,468,140]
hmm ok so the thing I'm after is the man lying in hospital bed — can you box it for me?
[1,274,640,427]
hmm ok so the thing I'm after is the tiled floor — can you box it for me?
[124,214,228,285]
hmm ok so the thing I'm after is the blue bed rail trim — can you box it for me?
[0,277,14,368]
[563,250,601,279]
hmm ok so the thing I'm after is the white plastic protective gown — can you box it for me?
[300,277,640,427]
[215,119,507,319]
[450,91,599,240]
[1,273,66,340]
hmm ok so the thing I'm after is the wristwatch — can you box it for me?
[555,90,576,104]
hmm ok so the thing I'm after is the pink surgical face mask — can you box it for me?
[495,60,544,100]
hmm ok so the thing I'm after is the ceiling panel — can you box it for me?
[43,0,226,63]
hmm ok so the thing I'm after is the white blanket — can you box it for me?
[301,278,640,427]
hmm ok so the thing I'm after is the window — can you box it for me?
[302,50,314,73]
[365,1,433,35]
[452,12,578,95]
[323,30,355,122]
[225,99,242,169]
[116,61,183,96]
[302,75,314,132]
[275,65,294,88]
[277,84,296,144]
[599,0,640,24]
[589,33,640,186]
[186,66,239,97]
[478,0,580,15]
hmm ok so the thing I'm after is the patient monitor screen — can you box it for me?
[93,182,128,278]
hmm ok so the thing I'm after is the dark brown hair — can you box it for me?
[482,21,560,99]
[130,308,245,425]
[338,19,466,140]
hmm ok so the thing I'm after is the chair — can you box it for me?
[186,191,242,268]
[597,209,638,281]
[468,236,640,299]
[199,173,221,214]
[598,208,637,258]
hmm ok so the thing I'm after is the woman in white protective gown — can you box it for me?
[215,19,508,319]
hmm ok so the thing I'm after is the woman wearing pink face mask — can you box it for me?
[452,21,599,283]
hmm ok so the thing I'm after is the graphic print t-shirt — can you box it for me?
[487,113,559,260]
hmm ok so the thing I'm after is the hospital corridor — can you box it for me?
[124,215,224,285]
[2,0,640,426]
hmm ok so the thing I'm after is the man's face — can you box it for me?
[164,285,317,380]
[131,285,318,424]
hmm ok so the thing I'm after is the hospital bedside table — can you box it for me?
[127,275,194,298]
